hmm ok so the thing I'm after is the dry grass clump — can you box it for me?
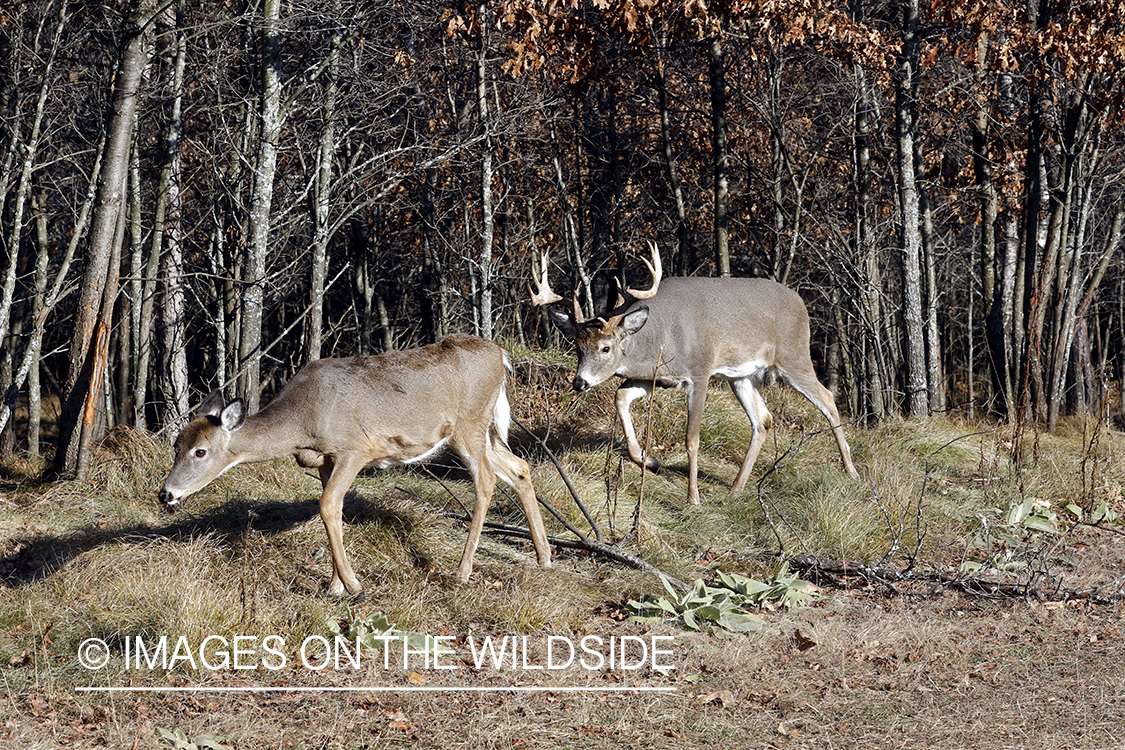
[59,534,311,645]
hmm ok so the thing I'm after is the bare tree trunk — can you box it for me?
[1045,85,1106,430]
[28,189,49,458]
[967,281,976,418]
[78,176,128,476]
[132,139,162,430]
[307,18,341,362]
[115,148,137,427]
[895,0,929,417]
[972,33,998,315]
[972,32,1008,418]
[54,0,152,477]
[207,95,254,394]
[852,62,886,421]
[1119,277,1125,412]
[0,319,18,457]
[355,247,375,355]
[919,167,946,413]
[377,295,393,351]
[0,2,66,445]
[1014,0,1050,431]
[0,21,24,208]
[476,2,495,340]
[239,0,282,412]
[2,139,97,444]
[709,35,730,278]
[157,0,189,428]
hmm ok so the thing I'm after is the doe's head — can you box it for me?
[157,389,246,512]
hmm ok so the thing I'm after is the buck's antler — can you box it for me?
[529,249,587,323]
[529,250,564,307]
[625,240,662,300]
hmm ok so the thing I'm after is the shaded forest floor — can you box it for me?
[2,355,1124,748]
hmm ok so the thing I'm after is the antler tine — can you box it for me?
[570,293,586,324]
[625,240,663,300]
[528,249,564,307]
[611,276,626,310]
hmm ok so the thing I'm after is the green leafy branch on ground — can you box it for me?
[157,728,230,750]
[964,490,1124,574]
[326,610,439,658]
[626,563,820,633]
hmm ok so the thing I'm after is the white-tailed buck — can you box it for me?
[158,334,552,596]
[532,243,859,504]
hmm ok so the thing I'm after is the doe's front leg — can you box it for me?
[317,455,365,598]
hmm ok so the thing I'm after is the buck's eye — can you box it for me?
[601,346,611,354]
[194,448,207,459]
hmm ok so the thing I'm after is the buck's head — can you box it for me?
[530,241,662,393]
[158,390,246,512]
[547,306,649,392]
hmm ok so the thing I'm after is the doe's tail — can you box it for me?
[491,351,514,446]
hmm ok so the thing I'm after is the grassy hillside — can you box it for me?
[2,348,1123,748]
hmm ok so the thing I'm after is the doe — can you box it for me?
[158,333,552,596]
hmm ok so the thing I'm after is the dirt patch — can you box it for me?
[4,586,1122,749]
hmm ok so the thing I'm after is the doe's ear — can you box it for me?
[196,389,226,419]
[545,307,579,341]
[219,399,247,432]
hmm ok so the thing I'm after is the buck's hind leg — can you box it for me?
[317,454,366,598]
[616,381,660,472]
[783,365,860,479]
[730,378,773,494]
[489,441,552,571]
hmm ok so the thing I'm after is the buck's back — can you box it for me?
[621,276,813,378]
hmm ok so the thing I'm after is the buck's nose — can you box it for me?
[572,377,590,392]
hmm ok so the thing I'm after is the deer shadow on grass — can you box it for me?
[0,490,422,590]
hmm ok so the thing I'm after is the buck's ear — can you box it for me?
[546,307,579,341]
[621,306,649,335]
[219,399,246,432]
[196,389,226,419]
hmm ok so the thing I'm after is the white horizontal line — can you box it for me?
[76,685,677,694]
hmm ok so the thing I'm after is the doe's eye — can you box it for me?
[194,448,207,459]
[601,346,611,354]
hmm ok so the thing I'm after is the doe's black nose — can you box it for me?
[157,488,179,512]
[573,377,590,392]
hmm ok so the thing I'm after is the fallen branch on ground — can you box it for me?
[786,555,1125,605]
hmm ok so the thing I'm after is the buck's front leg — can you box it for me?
[317,454,366,598]
[684,380,709,505]
[616,381,660,472]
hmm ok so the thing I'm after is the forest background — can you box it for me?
[1,0,1123,476]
